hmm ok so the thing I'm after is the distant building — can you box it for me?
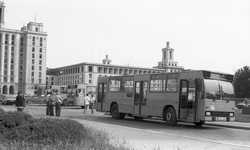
[46,55,164,95]
[154,41,183,72]
[0,1,47,96]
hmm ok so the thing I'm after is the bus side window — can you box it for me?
[124,80,133,97]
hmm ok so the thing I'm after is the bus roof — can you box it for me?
[97,70,234,82]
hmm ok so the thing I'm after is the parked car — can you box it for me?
[236,102,248,109]
[0,95,6,104]
[1,95,16,105]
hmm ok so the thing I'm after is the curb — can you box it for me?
[206,123,250,130]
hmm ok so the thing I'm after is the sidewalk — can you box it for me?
[206,121,250,130]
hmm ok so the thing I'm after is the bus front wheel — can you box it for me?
[164,107,177,126]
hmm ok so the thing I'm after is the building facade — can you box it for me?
[0,1,47,96]
[46,55,165,95]
[154,41,183,72]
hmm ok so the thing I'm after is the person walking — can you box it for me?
[55,94,62,117]
[15,92,25,112]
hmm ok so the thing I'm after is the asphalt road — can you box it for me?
[1,105,250,150]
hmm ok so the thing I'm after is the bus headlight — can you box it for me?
[206,111,211,116]
[229,112,234,117]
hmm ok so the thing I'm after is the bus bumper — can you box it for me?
[204,111,235,121]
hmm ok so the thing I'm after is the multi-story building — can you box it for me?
[154,41,183,72]
[47,42,183,96]
[0,1,47,96]
[46,55,165,95]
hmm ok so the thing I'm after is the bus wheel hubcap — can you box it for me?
[166,112,171,120]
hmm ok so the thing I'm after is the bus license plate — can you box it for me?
[216,117,226,121]
[205,116,212,121]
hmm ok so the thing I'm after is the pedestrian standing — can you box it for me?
[84,94,90,113]
[90,95,95,114]
[16,92,25,112]
[55,94,62,117]
[48,93,55,116]
[46,94,51,116]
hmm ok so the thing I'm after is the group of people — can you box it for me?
[83,94,96,114]
[15,91,96,116]
[46,92,62,117]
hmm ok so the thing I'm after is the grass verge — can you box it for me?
[0,109,131,150]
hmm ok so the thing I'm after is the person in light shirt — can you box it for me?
[84,94,90,113]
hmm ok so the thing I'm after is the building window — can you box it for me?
[88,66,93,72]
[31,72,34,76]
[36,27,39,32]
[5,34,9,44]
[89,73,92,78]
[32,54,35,58]
[98,67,102,73]
[32,66,34,70]
[32,47,35,52]
[39,72,42,77]
[108,68,113,74]
[39,48,42,53]
[89,80,92,84]
[104,68,107,73]
[39,60,42,65]
[39,54,42,59]
[11,35,15,45]
[39,66,42,71]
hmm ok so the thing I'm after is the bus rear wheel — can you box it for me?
[164,107,177,126]
[111,104,125,119]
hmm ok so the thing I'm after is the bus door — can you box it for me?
[97,83,106,111]
[179,79,198,122]
[134,81,148,115]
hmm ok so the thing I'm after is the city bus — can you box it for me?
[96,70,236,126]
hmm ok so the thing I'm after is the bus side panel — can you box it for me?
[119,94,134,114]
[143,92,179,117]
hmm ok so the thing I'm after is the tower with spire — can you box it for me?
[154,41,183,72]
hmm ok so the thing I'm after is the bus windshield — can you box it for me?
[204,79,234,100]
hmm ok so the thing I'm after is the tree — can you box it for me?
[233,66,250,98]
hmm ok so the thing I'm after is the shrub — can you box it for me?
[6,118,87,145]
[0,111,33,131]
[0,108,5,114]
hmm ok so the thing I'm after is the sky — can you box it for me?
[4,0,250,74]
